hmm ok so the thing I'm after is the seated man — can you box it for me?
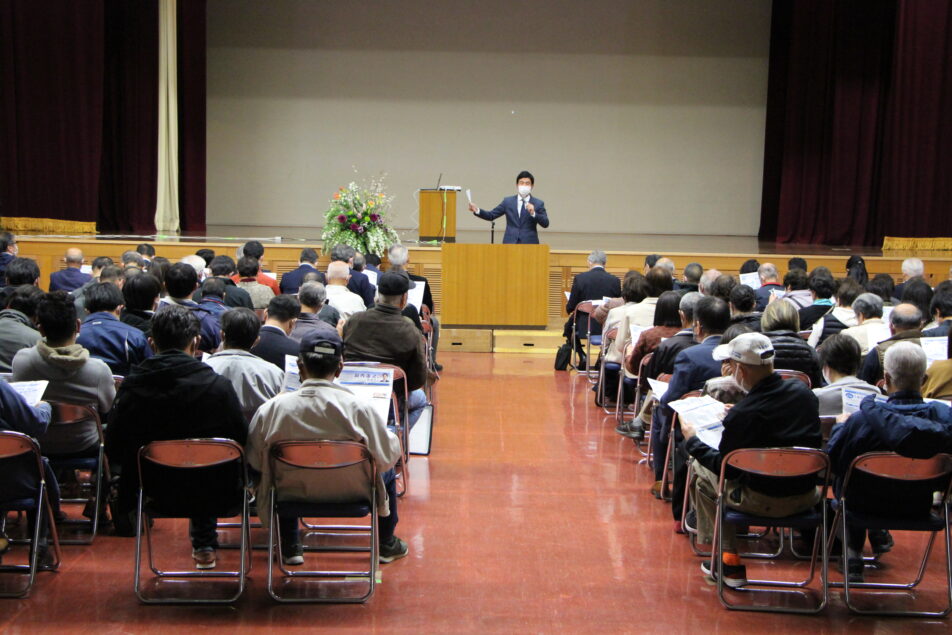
[0,285,43,372]
[49,248,92,292]
[813,334,879,416]
[781,268,811,310]
[279,247,325,295]
[343,272,430,428]
[12,291,116,458]
[754,263,784,311]
[76,282,152,376]
[325,260,367,320]
[728,284,761,331]
[329,244,376,308]
[892,257,924,301]
[858,303,923,385]
[797,268,836,331]
[251,295,302,371]
[0,231,17,285]
[682,333,822,588]
[0,257,41,307]
[290,282,340,342]
[194,255,253,309]
[827,342,952,582]
[161,262,223,353]
[120,273,161,337]
[105,305,246,568]
[72,257,115,318]
[676,262,703,295]
[923,283,952,338]
[196,277,229,319]
[564,250,622,364]
[388,243,442,370]
[206,308,284,424]
[236,256,276,310]
[247,330,406,565]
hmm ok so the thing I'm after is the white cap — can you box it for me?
[712,332,775,366]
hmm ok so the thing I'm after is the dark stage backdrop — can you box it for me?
[0,0,205,235]
[760,0,952,247]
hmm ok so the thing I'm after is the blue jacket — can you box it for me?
[476,195,549,244]
[49,267,92,292]
[0,379,54,500]
[347,268,375,307]
[656,335,723,435]
[280,263,325,295]
[77,312,153,376]
[923,321,951,338]
[169,299,223,353]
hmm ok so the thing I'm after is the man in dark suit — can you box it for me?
[279,247,325,295]
[250,294,302,371]
[49,248,92,292]
[469,171,550,244]
[328,244,375,307]
[564,250,621,342]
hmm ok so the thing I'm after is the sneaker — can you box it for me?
[869,529,894,555]
[650,480,663,500]
[683,510,697,533]
[847,558,865,584]
[615,421,644,439]
[701,559,748,589]
[282,543,305,566]
[433,362,443,372]
[192,547,217,570]
[379,536,409,563]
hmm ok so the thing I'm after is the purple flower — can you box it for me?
[337,214,347,224]
[357,226,366,234]
[369,213,380,222]
[349,223,360,231]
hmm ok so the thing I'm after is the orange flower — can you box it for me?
[333,193,340,200]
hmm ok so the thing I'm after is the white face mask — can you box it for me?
[821,367,832,386]
[517,185,532,198]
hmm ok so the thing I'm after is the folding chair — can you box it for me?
[45,402,108,544]
[776,369,811,388]
[659,390,702,501]
[0,431,61,599]
[134,438,250,604]
[569,301,597,380]
[267,440,378,603]
[376,363,411,497]
[711,447,831,614]
[831,452,952,617]
[615,351,650,425]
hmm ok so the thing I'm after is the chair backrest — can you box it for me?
[819,416,837,443]
[847,452,952,484]
[0,430,39,462]
[0,431,46,502]
[724,447,829,480]
[269,440,376,505]
[841,452,952,516]
[777,369,812,388]
[49,402,101,428]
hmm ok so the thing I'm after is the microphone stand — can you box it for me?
[491,220,496,244]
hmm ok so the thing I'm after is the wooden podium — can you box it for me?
[441,244,549,328]
[418,189,456,242]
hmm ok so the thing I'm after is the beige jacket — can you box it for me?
[247,378,402,526]
[840,317,889,355]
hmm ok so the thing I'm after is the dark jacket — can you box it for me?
[250,325,300,371]
[318,304,341,327]
[0,308,41,372]
[858,329,922,385]
[564,267,622,338]
[49,267,92,292]
[162,299,222,353]
[279,263,325,295]
[347,268,376,308]
[119,308,153,338]
[0,252,14,287]
[755,283,784,312]
[343,303,427,392]
[816,313,848,345]
[686,372,822,496]
[798,303,832,331]
[475,195,549,244]
[0,380,53,499]
[730,312,762,332]
[105,351,246,512]
[289,312,339,343]
[645,328,697,379]
[193,277,254,309]
[763,330,824,388]
[923,321,951,338]
[826,391,952,511]
[657,335,723,436]
[675,282,699,295]
[76,312,153,376]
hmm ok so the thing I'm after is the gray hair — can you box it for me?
[298,281,326,309]
[180,254,206,277]
[352,252,366,271]
[388,243,409,267]
[852,292,883,319]
[698,269,721,295]
[901,257,924,277]
[890,303,923,330]
[121,250,144,267]
[758,263,779,282]
[883,342,928,392]
[656,257,675,275]
[330,244,356,262]
[588,250,607,266]
[679,291,702,322]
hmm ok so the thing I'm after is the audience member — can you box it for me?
[682,333,821,588]
[303,276,342,326]
[643,292,703,380]
[279,247,325,295]
[788,257,808,272]
[388,243,441,369]
[626,266,673,327]
[594,270,643,325]
[923,282,952,337]
[236,256,276,309]
[206,307,284,424]
[892,257,924,300]
[328,244,375,307]
[234,240,280,296]
[180,254,209,283]
[49,248,92,292]
[250,294,302,371]
[12,291,116,457]
[135,243,155,267]
[698,269,721,296]
[246,329,407,565]
[0,285,43,372]
[845,255,869,286]
[798,267,836,330]
[677,262,703,294]
[564,250,622,346]
[841,292,888,355]
[0,257,40,306]
[326,260,368,319]
[754,263,783,311]
[364,253,384,276]
[709,274,737,302]
[75,282,152,376]
[739,259,760,274]
[121,250,145,270]
[922,334,952,399]
[147,256,170,291]
[71,255,114,316]
[813,333,878,416]
[865,273,895,306]
[196,277,230,320]
[120,273,161,337]
[195,248,215,267]
[858,303,924,385]
[620,290,681,391]
[728,284,761,331]
[808,278,862,347]
[781,268,811,309]
[760,300,823,387]
[655,257,676,283]
[162,262,222,353]
[290,282,341,342]
[700,324,751,405]
[827,342,952,582]
[343,272,431,428]
[900,278,934,327]
[643,254,661,274]
[105,305,246,566]
[0,231,18,286]
[603,275,650,365]
[195,255,253,308]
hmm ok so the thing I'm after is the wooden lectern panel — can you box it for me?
[441,244,549,328]
[419,190,456,242]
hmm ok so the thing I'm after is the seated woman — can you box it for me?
[813,333,879,416]
[622,290,683,377]
[760,299,824,388]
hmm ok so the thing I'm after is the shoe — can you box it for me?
[847,558,865,584]
[282,543,304,566]
[35,545,56,570]
[192,547,217,570]
[674,520,685,535]
[433,362,443,372]
[615,421,644,439]
[650,481,663,500]
[683,510,697,533]
[869,529,894,555]
[54,509,68,523]
[701,559,748,589]
[379,536,408,563]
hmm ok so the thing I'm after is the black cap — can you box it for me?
[299,329,343,358]
[377,270,414,295]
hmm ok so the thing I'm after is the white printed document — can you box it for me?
[465,189,473,205]
[282,355,301,393]
[921,337,948,368]
[363,269,378,288]
[407,280,426,311]
[335,366,395,425]
[9,380,49,407]
[841,387,886,415]
[667,395,728,448]
[647,378,669,401]
[629,324,650,347]
[739,272,761,290]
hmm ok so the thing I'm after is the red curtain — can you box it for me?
[177,0,207,234]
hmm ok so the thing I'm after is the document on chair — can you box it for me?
[739,272,761,290]
[921,337,948,368]
[407,280,426,311]
[841,386,886,414]
[282,355,301,393]
[667,395,727,448]
[9,380,49,407]
[335,366,395,425]
[647,378,669,401]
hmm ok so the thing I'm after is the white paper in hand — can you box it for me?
[465,189,473,205]
[407,280,426,311]
[667,395,727,448]
[282,355,301,392]
[921,337,948,368]
[841,387,886,415]
[335,366,394,425]
[739,272,761,290]
[629,324,650,347]
[647,378,669,400]
[9,380,49,407]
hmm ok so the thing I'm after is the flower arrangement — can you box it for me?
[321,175,400,256]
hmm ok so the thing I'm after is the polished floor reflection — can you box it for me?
[2,353,951,631]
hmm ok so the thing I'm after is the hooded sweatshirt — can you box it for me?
[12,341,116,455]
[105,350,247,512]
[0,308,40,372]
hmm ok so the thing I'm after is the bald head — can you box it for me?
[327,260,351,284]
[64,248,84,266]
[889,302,923,333]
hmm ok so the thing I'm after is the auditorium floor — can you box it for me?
[3,353,951,632]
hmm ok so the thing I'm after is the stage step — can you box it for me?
[442,328,493,353]
[493,329,564,355]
